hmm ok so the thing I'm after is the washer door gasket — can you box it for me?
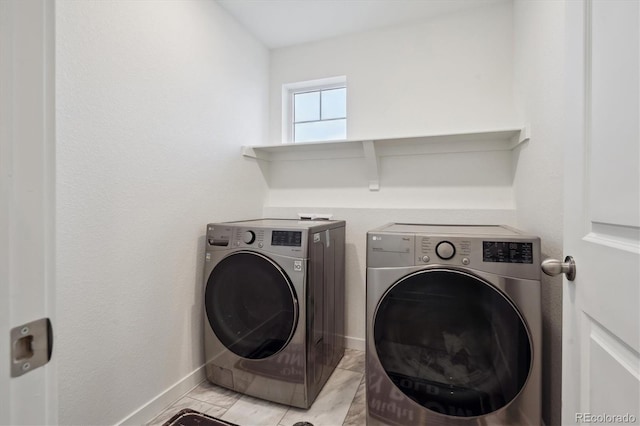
[373,268,532,418]
[205,251,298,360]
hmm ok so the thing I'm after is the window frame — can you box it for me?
[282,76,347,144]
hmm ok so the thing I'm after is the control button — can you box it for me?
[293,260,302,271]
[462,257,470,265]
[422,255,430,263]
[258,242,264,248]
[243,231,256,244]
[436,241,456,260]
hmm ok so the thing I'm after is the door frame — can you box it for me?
[0,0,57,424]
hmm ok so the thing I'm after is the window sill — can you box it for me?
[242,127,530,191]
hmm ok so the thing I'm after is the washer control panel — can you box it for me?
[233,228,266,247]
[206,225,306,255]
[243,230,256,244]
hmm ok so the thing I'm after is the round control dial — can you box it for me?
[243,231,256,244]
[435,241,456,260]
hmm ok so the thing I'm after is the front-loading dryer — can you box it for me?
[366,224,541,425]
[203,219,345,408]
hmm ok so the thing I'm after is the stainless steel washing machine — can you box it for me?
[203,219,345,408]
[366,224,541,425]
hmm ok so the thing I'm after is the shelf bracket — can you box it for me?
[509,125,531,149]
[241,145,270,161]
[362,140,379,191]
[241,146,257,158]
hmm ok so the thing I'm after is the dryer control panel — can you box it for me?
[482,241,534,264]
[416,236,535,266]
[367,224,541,280]
[416,236,473,266]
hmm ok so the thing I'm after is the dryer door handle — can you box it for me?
[541,256,576,281]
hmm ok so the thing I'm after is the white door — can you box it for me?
[0,0,57,424]
[562,0,640,424]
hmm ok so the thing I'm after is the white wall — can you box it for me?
[265,149,516,209]
[512,2,565,425]
[55,1,268,424]
[269,0,516,144]
[265,0,516,210]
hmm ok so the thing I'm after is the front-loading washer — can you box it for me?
[203,219,345,408]
[366,224,541,425]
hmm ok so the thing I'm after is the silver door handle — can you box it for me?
[541,256,576,281]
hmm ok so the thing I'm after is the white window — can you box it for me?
[283,76,347,143]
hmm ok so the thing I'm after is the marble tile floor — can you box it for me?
[147,349,366,426]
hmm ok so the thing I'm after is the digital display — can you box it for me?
[272,231,302,247]
[483,241,533,264]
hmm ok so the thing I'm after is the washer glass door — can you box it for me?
[373,269,532,417]
[206,251,298,360]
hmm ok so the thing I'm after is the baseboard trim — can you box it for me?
[345,335,365,351]
[116,365,206,426]
[116,338,364,425]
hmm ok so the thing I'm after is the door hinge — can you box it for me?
[10,318,53,378]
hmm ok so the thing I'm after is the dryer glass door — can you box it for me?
[373,269,532,417]
[205,251,298,360]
